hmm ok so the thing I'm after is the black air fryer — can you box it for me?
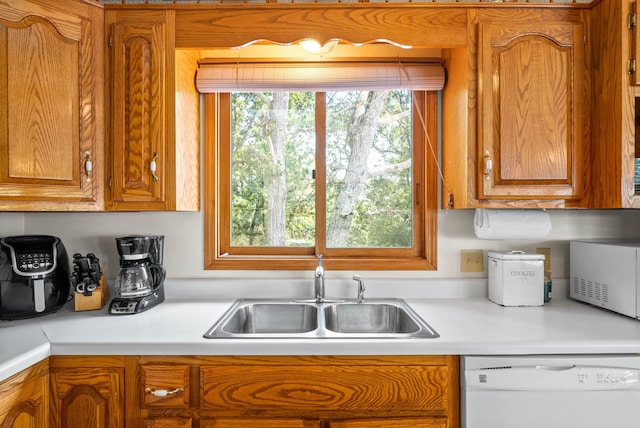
[0,235,71,320]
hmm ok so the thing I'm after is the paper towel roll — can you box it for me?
[474,209,551,240]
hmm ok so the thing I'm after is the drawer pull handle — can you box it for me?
[145,387,184,397]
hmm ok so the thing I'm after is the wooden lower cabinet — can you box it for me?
[134,355,459,428]
[49,356,125,428]
[31,355,457,428]
[199,419,445,428]
[0,359,48,428]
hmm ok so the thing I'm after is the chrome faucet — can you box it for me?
[353,275,366,303]
[314,254,324,303]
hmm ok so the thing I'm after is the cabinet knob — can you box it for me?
[84,152,93,182]
[145,387,184,397]
[150,152,159,182]
[483,151,493,180]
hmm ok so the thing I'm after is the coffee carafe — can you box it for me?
[108,235,166,315]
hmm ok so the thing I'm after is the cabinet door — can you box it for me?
[0,360,48,428]
[108,10,174,210]
[0,0,103,210]
[50,367,124,428]
[478,21,587,200]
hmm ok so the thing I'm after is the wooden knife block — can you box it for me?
[74,270,110,312]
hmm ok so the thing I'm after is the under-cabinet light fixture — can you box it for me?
[231,38,413,52]
[298,39,339,55]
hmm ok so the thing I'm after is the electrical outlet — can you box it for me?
[460,249,484,272]
[536,247,551,271]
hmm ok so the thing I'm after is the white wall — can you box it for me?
[0,213,24,236]
[2,209,639,281]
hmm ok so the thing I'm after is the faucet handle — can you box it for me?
[353,275,365,303]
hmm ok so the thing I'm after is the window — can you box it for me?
[202,63,439,270]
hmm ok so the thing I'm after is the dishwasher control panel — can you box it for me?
[466,365,640,391]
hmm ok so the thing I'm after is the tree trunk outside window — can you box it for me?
[327,91,389,247]
[265,92,289,246]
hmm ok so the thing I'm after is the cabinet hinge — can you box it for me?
[630,12,638,30]
[629,59,637,75]
[447,193,454,209]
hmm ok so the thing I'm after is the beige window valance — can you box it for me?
[195,59,446,92]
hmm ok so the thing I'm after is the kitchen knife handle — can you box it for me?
[150,152,159,182]
[145,387,184,397]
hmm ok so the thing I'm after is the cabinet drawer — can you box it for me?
[142,365,190,409]
[201,419,320,428]
[143,417,193,427]
[201,364,449,416]
[330,417,448,428]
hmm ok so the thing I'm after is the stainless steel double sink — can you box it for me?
[203,298,439,339]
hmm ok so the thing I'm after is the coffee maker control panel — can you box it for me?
[108,299,139,314]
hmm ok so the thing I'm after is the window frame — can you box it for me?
[204,91,438,270]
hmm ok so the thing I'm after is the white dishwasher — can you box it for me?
[462,355,640,428]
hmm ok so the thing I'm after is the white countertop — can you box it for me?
[0,322,49,381]
[2,279,640,382]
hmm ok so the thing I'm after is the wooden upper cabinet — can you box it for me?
[106,10,199,211]
[586,0,640,208]
[631,1,640,86]
[477,20,587,201]
[0,0,104,211]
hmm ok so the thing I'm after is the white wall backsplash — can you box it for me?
[1,209,639,281]
[0,213,24,236]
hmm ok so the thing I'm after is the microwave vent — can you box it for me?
[573,277,609,304]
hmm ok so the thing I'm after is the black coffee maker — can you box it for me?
[108,235,165,315]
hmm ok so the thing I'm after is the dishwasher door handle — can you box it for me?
[535,364,576,371]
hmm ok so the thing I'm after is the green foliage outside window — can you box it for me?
[230,90,413,249]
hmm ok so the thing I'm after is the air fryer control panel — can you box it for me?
[15,252,55,274]
[1,235,58,277]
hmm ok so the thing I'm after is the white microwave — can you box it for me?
[570,240,640,319]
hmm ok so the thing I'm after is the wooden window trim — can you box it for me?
[204,92,437,271]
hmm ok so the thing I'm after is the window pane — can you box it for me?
[230,92,316,247]
[325,90,413,248]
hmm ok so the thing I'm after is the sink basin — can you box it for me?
[204,300,318,338]
[323,301,434,336]
[203,298,439,339]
